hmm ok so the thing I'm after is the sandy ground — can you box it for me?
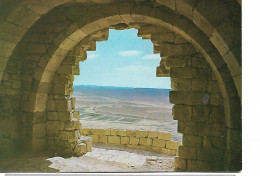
[75,94,183,142]
[0,145,175,173]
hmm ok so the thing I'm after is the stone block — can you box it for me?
[170,91,210,105]
[174,157,187,171]
[69,130,80,143]
[172,105,192,121]
[32,112,47,123]
[47,130,59,140]
[70,97,76,109]
[108,136,120,144]
[139,138,152,146]
[55,100,70,111]
[94,129,105,135]
[225,97,242,129]
[210,93,223,106]
[53,83,70,96]
[12,80,21,89]
[166,57,187,67]
[150,146,162,153]
[46,121,64,131]
[227,129,242,153]
[194,0,230,36]
[47,112,58,121]
[22,43,48,54]
[117,130,127,136]
[74,143,86,156]
[192,106,210,122]
[148,131,158,138]
[170,67,198,79]
[192,57,209,68]
[86,141,92,152]
[73,111,80,120]
[166,141,181,150]
[32,123,46,139]
[161,43,196,57]
[126,130,136,137]
[137,25,169,36]
[158,132,172,140]
[156,66,170,77]
[151,32,175,42]
[183,135,202,147]
[129,137,139,145]
[89,135,98,143]
[161,148,177,156]
[187,160,211,171]
[208,81,220,93]
[211,106,225,123]
[104,129,111,135]
[192,79,208,91]
[72,65,80,75]
[178,121,198,135]
[121,137,129,145]
[171,78,191,91]
[64,118,80,130]
[47,100,56,111]
[98,135,108,143]
[198,123,223,137]
[174,35,188,44]
[110,129,116,135]
[198,148,224,162]
[197,68,212,80]
[176,0,196,20]
[178,146,197,160]
[82,129,93,135]
[203,136,212,148]
[58,111,72,121]
[79,136,92,152]
[212,136,226,150]
[152,139,166,148]
[136,130,148,138]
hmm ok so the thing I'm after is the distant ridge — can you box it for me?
[74,85,171,90]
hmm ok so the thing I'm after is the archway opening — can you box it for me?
[0,0,241,172]
[68,28,183,171]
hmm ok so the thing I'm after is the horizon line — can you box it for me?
[74,84,172,90]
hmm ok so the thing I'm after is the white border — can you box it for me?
[2,1,260,176]
[242,0,260,175]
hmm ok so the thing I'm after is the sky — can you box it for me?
[74,29,171,89]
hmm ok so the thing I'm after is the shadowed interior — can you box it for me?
[0,0,241,172]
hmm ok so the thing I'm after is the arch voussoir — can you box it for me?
[0,0,241,172]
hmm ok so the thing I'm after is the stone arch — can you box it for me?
[0,0,241,172]
[0,0,241,97]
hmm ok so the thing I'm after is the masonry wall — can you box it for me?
[0,0,241,171]
[82,128,181,156]
[155,40,227,171]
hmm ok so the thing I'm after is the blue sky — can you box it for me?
[74,29,171,89]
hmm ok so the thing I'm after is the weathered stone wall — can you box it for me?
[0,46,23,154]
[0,0,241,171]
[82,128,180,156]
[152,33,227,171]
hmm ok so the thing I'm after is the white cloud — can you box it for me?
[134,61,142,65]
[87,53,99,59]
[141,54,161,60]
[115,65,152,71]
[119,50,142,56]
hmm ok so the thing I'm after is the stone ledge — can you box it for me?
[82,128,181,156]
